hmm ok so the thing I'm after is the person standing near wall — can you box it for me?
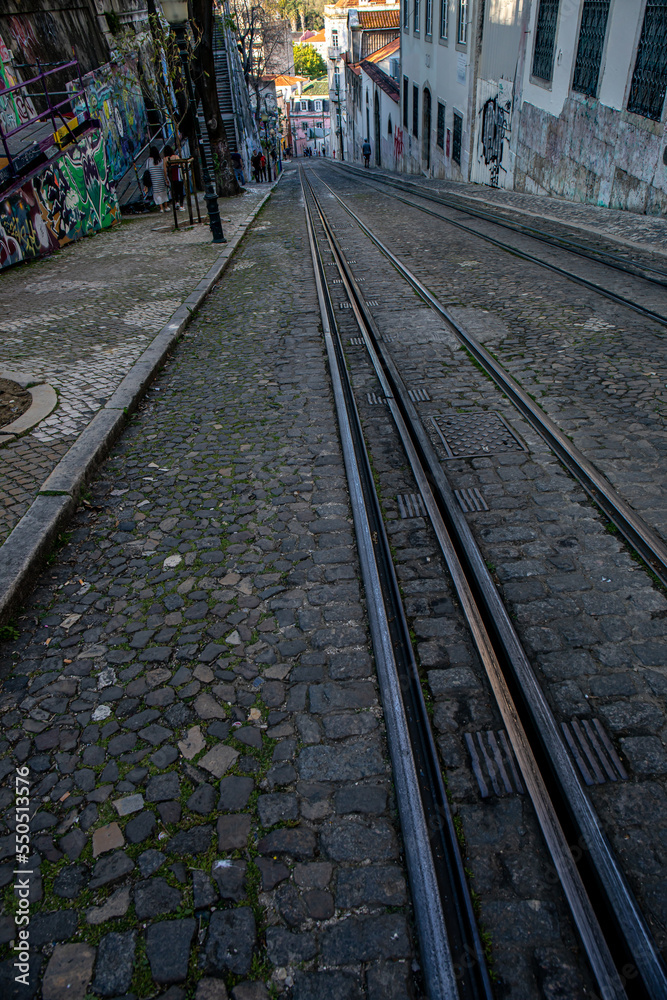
[163,146,184,210]
[145,146,169,212]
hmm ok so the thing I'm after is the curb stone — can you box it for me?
[0,181,279,627]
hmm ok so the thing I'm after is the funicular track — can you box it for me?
[327,160,667,329]
[299,166,667,1000]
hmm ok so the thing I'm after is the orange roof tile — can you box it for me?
[273,75,310,85]
[357,9,400,27]
[363,36,399,61]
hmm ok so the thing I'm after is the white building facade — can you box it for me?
[324,0,400,159]
[398,0,667,213]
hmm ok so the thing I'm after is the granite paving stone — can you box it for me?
[0,169,422,998]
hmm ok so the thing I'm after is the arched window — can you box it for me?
[388,115,392,134]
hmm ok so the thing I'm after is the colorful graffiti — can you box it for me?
[0,126,119,270]
[68,59,149,185]
[0,32,36,135]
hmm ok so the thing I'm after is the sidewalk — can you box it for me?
[0,184,274,548]
[333,161,667,257]
[0,165,417,1000]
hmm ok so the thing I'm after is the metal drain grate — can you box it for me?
[455,487,488,512]
[382,334,392,343]
[562,718,627,786]
[366,392,387,405]
[431,411,526,459]
[349,337,365,346]
[397,493,427,518]
[339,302,352,310]
[366,299,379,307]
[409,388,431,403]
[466,730,524,798]
[325,262,337,267]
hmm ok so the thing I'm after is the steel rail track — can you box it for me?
[314,170,667,591]
[326,162,667,329]
[300,169,493,1000]
[331,162,667,286]
[304,168,667,1000]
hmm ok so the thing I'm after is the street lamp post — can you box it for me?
[161,0,225,244]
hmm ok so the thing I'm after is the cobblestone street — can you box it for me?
[2,161,667,1000]
[0,170,417,1000]
[0,187,269,545]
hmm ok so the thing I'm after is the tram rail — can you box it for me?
[327,161,667,329]
[300,165,667,1000]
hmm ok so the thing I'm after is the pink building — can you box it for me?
[290,91,331,157]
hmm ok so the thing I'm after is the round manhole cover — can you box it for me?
[0,378,31,430]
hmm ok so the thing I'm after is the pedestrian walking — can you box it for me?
[251,149,262,183]
[231,150,245,187]
[260,151,267,182]
[163,145,184,210]
[362,138,371,168]
[145,146,169,212]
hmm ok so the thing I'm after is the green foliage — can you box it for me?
[293,43,326,79]
[0,622,18,643]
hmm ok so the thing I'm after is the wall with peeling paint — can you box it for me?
[514,96,667,214]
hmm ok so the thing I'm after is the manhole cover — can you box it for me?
[0,378,31,430]
[430,411,525,459]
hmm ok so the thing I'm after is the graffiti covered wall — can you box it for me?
[68,58,150,185]
[0,32,36,136]
[0,127,119,270]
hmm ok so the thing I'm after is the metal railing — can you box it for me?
[0,59,91,181]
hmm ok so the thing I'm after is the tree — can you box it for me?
[190,0,240,197]
[293,43,326,79]
[230,0,292,125]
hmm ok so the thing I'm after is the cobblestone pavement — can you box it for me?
[338,161,667,256]
[0,187,270,545]
[318,165,667,545]
[0,169,418,1000]
[305,163,667,990]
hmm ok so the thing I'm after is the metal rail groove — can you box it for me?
[306,169,667,999]
[326,163,667,329]
[330,161,667,286]
[300,170,492,1000]
[314,172,667,591]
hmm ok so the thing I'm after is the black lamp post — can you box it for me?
[161,0,225,243]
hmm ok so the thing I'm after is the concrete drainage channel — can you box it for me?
[0,183,278,627]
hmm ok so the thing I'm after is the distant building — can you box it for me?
[300,29,328,60]
[324,0,400,159]
[399,0,667,214]
[292,76,331,155]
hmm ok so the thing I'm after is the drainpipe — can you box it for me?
[467,0,485,183]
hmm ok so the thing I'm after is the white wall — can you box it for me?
[399,0,477,177]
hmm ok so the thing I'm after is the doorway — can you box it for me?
[374,92,381,166]
[422,87,432,171]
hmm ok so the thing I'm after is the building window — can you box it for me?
[457,0,467,44]
[436,101,445,147]
[627,0,667,121]
[413,84,419,137]
[334,67,340,90]
[452,110,462,163]
[403,76,409,127]
[426,0,433,35]
[572,0,610,97]
[315,99,322,111]
[414,0,420,33]
[440,0,448,39]
[332,29,338,48]
[532,0,560,81]
[388,114,393,134]
[403,0,409,29]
